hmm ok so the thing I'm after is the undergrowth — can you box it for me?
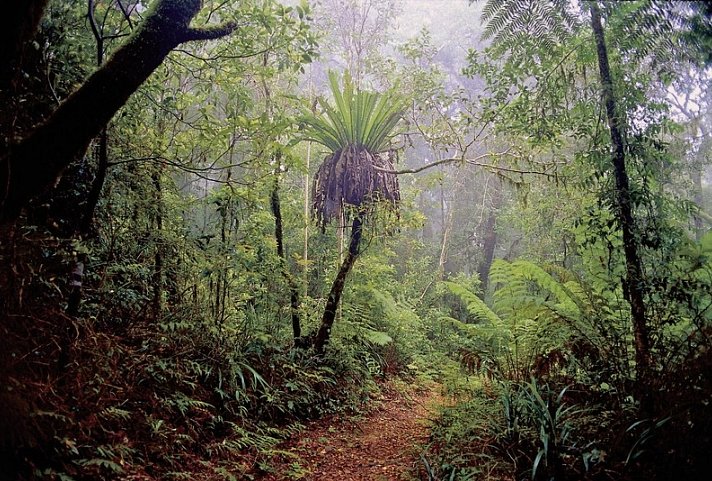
[0,308,385,481]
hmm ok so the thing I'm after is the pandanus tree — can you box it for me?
[301,71,404,353]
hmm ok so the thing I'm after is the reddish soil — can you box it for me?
[257,384,443,481]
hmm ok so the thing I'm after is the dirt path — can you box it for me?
[257,384,443,481]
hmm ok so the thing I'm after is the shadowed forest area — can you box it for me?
[1,1,712,480]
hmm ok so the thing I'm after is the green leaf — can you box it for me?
[299,71,404,153]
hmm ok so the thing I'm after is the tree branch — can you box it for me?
[373,149,560,177]
[0,0,237,222]
[183,22,237,42]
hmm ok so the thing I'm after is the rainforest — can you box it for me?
[1,1,711,480]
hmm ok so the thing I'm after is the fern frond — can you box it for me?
[489,259,583,321]
[480,0,580,54]
[362,329,393,346]
[442,280,503,325]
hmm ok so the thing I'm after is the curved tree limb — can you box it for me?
[0,0,236,223]
[373,149,563,177]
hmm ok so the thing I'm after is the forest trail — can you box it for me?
[257,384,443,481]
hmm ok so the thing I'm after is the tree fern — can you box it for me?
[443,261,603,380]
[478,0,708,68]
[443,280,502,325]
[490,259,583,322]
[477,0,580,54]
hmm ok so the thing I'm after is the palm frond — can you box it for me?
[300,71,405,153]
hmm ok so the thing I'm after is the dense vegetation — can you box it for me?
[1,1,711,480]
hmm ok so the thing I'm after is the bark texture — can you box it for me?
[590,2,652,405]
[314,215,364,353]
[0,0,235,223]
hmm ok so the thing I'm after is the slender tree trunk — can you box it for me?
[590,2,652,408]
[693,166,704,241]
[215,190,228,325]
[437,165,451,279]
[66,1,111,316]
[304,141,311,297]
[438,207,453,280]
[270,176,303,344]
[314,214,364,353]
[691,121,708,241]
[478,177,502,291]
[151,169,164,319]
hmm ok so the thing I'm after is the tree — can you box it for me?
[0,0,236,223]
[301,71,404,352]
[0,0,51,88]
[588,1,651,406]
[474,0,712,410]
[312,0,401,87]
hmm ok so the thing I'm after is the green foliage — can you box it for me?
[480,0,580,53]
[300,71,406,153]
[4,1,712,481]
[442,280,501,325]
[442,261,592,382]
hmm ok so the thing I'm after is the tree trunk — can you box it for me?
[313,214,364,353]
[0,0,235,223]
[66,1,111,316]
[590,2,652,409]
[270,176,303,345]
[478,177,502,291]
[303,141,312,297]
[691,120,708,241]
[151,169,164,319]
[693,165,704,241]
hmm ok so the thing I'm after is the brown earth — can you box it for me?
[256,384,443,481]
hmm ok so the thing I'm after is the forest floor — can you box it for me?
[255,383,444,481]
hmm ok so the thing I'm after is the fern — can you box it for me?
[443,261,601,380]
[478,0,580,54]
[442,280,502,325]
[361,328,393,346]
[478,0,704,69]
[489,259,585,323]
[98,406,131,422]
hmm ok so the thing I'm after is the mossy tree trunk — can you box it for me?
[313,214,364,353]
[0,0,235,223]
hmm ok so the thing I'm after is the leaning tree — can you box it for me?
[0,0,236,224]
[301,71,404,353]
